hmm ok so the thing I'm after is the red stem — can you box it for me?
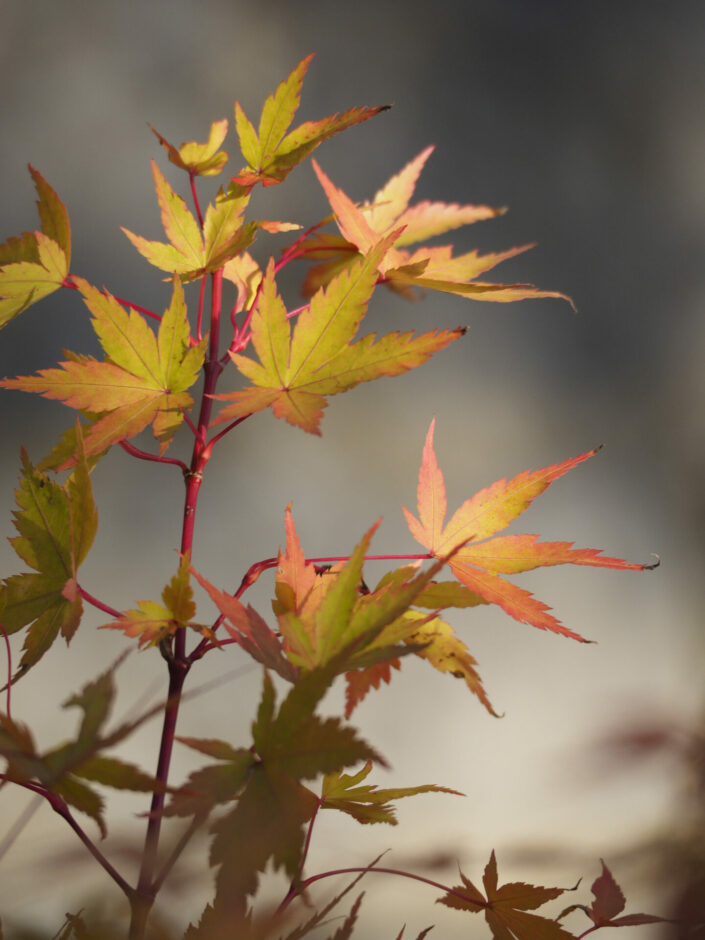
[43,788,134,897]
[188,550,434,662]
[78,585,122,620]
[62,276,200,347]
[130,268,226,935]
[0,622,12,718]
[189,172,204,229]
[119,439,188,472]
[196,272,207,342]
[277,864,479,917]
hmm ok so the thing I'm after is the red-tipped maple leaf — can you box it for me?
[231,54,387,188]
[149,118,229,177]
[100,554,200,648]
[403,419,653,641]
[122,161,256,279]
[0,167,71,329]
[1,277,207,459]
[305,152,573,308]
[438,850,575,940]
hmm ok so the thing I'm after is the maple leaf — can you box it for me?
[342,568,495,717]
[0,655,166,837]
[1,277,207,459]
[403,419,652,642]
[214,236,463,434]
[149,118,229,176]
[558,860,668,930]
[189,564,297,681]
[122,162,257,278]
[164,738,255,819]
[306,153,573,308]
[231,54,388,188]
[0,167,71,329]
[272,510,454,676]
[438,850,575,940]
[321,761,461,825]
[0,427,97,680]
[222,250,263,313]
[101,554,201,648]
[343,659,401,719]
[209,671,383,914]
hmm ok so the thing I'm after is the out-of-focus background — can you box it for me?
[1,1,704,936]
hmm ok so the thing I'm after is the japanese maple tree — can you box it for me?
[0,55,668,939]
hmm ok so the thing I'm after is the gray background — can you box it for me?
[1,1,704,935]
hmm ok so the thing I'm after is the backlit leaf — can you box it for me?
[0,168,71,329]
[403,420,651,644]
[0,431,96,679]
[321,761,461,825]
[231,55,387,188]
[150,119,229,176]
[216,234,459,433]
[1,278,206,459]
[308,150,572,308]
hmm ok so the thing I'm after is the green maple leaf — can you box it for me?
[209,670,383,915]
[321,761,461,825]
[122,161,256,278]
[100,554,202,648]
[0,167,71,329]
[1,277,207,459]
[0,656,165,837]
[164,737,255,819]
[0,426,97,679]
[341,569,495,717]
[215,235,463,434]
[231,54,388,188]
[273,507,465,706]
[149,118,230,177]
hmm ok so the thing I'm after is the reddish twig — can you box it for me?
[0,622,12,719]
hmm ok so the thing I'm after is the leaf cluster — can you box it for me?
[0,54,664,940]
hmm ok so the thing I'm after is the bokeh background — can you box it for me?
[1,1,704,936]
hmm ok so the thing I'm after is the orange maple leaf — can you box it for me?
[403,419,652,641]
[308,152,574,307]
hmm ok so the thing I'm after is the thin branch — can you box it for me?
[43,788,134,897]
[62,277,160,325]
[78,585,122,620]
[0,793,42,861]
[286,303,310,320]
[181,407,199,437]
[151,812,206,894]
[233,551,434,600]
[0,621,12,718]
[277,865,468,917]
[189,172,204,229]
[196,271,208,342]
[119,439,188,472]
[204,414,251,451]
[275,217,332,271]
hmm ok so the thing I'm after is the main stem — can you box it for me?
[128,271,224,939]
